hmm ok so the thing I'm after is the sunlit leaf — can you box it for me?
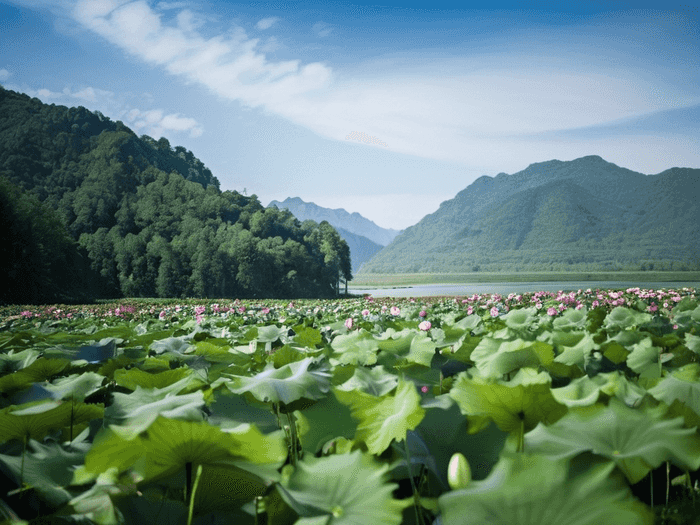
[335,377,425,454]
[449,368,567,434]
[525,398,700,483]
[224,357,331,405]
[439,452,653,525]
[278,450,410,525]
[330,330,379,366]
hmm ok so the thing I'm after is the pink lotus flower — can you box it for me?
[345,317,354,330]
[159,311,167,320]
[390,306,400,316]
[547,307,557,316]
[419,320,431,331]
[419,310,427,317]
[421,386,429,394]
[490,307,499,317]
[362,309,370,316]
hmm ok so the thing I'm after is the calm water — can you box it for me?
[347,281,700,298]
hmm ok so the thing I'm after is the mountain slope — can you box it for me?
[269,197,401,246]
[360,156,700,273]
[0,86,351,300]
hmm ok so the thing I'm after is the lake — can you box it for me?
[347,281,700,298]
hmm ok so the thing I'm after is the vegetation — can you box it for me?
[1,287,700,524]
[0,86,351,303]
[360,156,700,274]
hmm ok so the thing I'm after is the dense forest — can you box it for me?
[0,86,351,304]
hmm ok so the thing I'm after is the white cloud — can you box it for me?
[256,17,279,30]
[25,83,204,139]
[63,2,698,174]
[0,69,11,81]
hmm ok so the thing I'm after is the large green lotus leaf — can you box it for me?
[684,333,700,354]
[72,426,144,484]
[334,378,425,454]
[596,371,647,407]
[257,324,289,343]
[336,365,398,397]
[626,337,663,378]
[525,398,700,483]
[551,375,606,407]
[438,452,653,525]
[0,357,71,394]
[405,332,437,367]
[113,366,197,390]
[149,336,192,355]
[105,389,207,438]
[552,372,646,408]
[330,330,380,366]
[0,348,41,372]
[294,326,323,348]
[500,307,540,336]
[603,307,652,331]
[471,338,554,378]
[0,399,104,444]
[648,364,700,424]
[374,328,416,353]
[552,331,597,368]
[552,306,588,331]
[76,338,118,363]
[278,450,410,525]
[449,369,567,434]
[224,357,330,405]
[293,391,358,455]
[70,467,141,525]
[0,438,88,508]
[43,371,105,401]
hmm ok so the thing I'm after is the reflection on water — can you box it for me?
[348,282,700,298]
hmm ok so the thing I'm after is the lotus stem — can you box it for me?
[187,464,203,525]
[403,440,425,525]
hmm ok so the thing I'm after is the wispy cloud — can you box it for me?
[0,68,11,82]
[256,17,279,30]
[20,83,204,139]
[43,2,700,173]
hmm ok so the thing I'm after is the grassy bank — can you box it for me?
[349,271,700,288]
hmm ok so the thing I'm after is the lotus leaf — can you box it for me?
[330,330,380,366]
[335,377,425,454]
[525,398,700,483]
[278,450,410,525]
[449,368,567,434]
[224,357,330,405]
[438,452,653,525]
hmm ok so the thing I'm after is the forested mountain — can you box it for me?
[360,156,700,273]
[334,227,383,273]
[269,197,401,246]
[0,85,351,303]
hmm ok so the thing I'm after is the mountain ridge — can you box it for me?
[360,156,700,274]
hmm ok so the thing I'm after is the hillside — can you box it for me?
[360,156,700,273]
[269,197,401,246]
[0,86,351,301]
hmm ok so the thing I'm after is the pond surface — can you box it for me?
[347,281,700,298]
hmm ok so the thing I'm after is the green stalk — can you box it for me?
[666,462,670,507]
[404,441,424,525]
[187,464,203,525]
[286,412,299,466]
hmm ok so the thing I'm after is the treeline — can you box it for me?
[0,86,351,303]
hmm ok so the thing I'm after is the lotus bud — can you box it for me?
[447,452,471,490]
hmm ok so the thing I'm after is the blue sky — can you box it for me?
[1,0,698,230]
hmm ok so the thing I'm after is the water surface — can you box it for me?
[348,281,700,298]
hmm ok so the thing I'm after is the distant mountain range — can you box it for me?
[268,197,401,272]
[359,155,700,274]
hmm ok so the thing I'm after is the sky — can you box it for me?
[1,0,698,230]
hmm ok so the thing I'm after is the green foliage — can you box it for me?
[1,290,700,524]
[0,87,351,301]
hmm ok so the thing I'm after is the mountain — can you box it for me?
[0,85,351,301]
[269,197,401,246]
[359,156,700,273]
[268,197,398,272]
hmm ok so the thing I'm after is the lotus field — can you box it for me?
[3,287,700,525]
